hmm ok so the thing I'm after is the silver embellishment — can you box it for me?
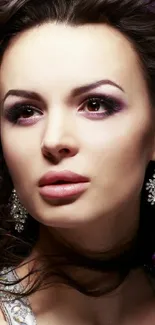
[9,189,28,233]
[0,268,37,325]
[146,171,155,205]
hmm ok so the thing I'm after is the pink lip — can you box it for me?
[39,170,90,199]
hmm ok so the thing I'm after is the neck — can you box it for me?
[15,226,155,325]
[17,262,155,325]
[20,223,142,297]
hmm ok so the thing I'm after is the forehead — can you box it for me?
[0,22,144,98]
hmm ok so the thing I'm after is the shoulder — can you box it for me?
[0,310,7,324]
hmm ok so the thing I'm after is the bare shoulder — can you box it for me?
[0,310,7,324]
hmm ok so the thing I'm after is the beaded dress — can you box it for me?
[0,268,36,325]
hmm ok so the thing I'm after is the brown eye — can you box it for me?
[78,95,123,119]
[86,98,104,112]
[20,107,34,118]
[4,104,43,124]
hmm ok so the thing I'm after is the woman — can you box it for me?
[0,0,155,324]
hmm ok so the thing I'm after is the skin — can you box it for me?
[0,23,155,324]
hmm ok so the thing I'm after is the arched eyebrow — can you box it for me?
[1,79,125,105]
[71,79,125,97]
[1,90,42,105]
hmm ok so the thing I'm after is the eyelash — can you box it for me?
[4,104,43,125]
[80,95,122,118]
[3,95,122,125]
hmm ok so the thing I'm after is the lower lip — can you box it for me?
[39,182,89,199]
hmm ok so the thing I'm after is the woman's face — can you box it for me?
[0,23,155,250]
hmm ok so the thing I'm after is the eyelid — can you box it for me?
[5,104,43,122]
[78,91,124,103]
[2,99,43,112]
[78,92,124,108]
[3,103,41,114]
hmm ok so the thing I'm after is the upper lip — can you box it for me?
[39,170,90,187]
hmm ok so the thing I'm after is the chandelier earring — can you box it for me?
[8,189,28,233]
[146,169,155,205]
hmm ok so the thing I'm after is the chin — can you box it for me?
[32,204,97,229]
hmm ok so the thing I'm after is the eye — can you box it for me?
[85,98,107,112]
[4,104,43,125]
[78,95,122,118]
[18,107,36,118]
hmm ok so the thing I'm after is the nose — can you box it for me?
[41,111,79,164]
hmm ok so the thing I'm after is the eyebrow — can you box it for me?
[71,79,125,97]
[2,79,125,105]
[2,90,42,105]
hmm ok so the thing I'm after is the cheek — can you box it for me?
[78,113,153,196]
[0,127,38,185]
[79,109,153,163]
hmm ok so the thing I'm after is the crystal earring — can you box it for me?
[8,189,28,233]
[146,170,155,205]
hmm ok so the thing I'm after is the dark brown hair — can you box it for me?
[0,0,155,298]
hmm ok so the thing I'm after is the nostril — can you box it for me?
[58,148,71,157]
[60,148,70,154]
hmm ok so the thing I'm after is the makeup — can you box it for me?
[3,93,125,125]
[39,170,90,200]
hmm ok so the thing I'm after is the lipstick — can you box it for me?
[39,170,90,199]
